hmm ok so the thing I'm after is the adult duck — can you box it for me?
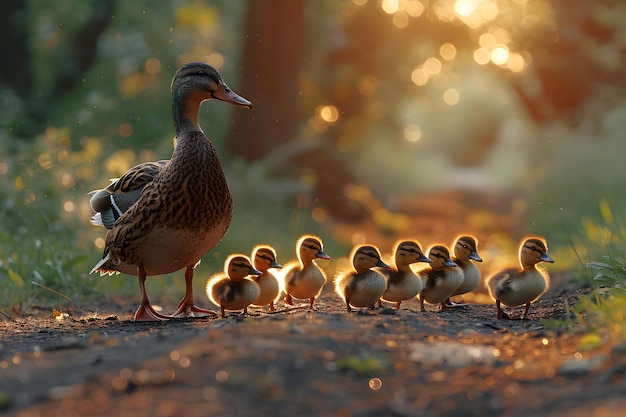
[89,62,252,321]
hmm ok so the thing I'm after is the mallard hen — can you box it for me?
[486,236,554,319]
[89,62,252,321]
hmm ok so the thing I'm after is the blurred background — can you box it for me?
[2,0,626,311]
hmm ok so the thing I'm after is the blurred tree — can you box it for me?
[0,0,116,141]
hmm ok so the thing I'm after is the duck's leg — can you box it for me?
[172,266,217,318]
[134,267,167,322]
[308,297,316,311]
[419,294,426,312]
[395,301,402,310]
[220,306,226,318]
[268,301,275,313]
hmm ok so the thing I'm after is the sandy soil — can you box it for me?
[1,281,625,417]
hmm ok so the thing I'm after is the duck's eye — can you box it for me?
[431,253,445,259]
[197,70,206,76]
[305,244,320,251]
[458,243,468,249]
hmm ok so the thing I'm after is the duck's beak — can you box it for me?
[444,258,458,267]
[212,82,253,109]
[469,251,483,262]
[316,250,331,260]
[539,253,554,263]
[418,253,432,263]
[375,259,392,270]
[269,261,283,269]
[248,266,263,276]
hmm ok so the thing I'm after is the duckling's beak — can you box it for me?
[269,261,283,269]
[539,253,554,263]
[469,251,483,262]
[375,259,392,270]
[212,83,253,109]
[418,254,432,263]
[316,250,331,260]
[248,266,263,276]
[444,258,458,267]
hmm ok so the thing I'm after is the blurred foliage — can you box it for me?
[1,0,626,332]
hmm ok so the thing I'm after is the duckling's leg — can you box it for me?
[172,266,217,318]
[496,300,511,319]
[345,299,353,313]
[419,294,426,312]
[220,306,226,318]
[269,301,276,313]
[134,267,167,322]
[520,302,532,320]
[308,297,316,311]
[395,301,402,310]
[284,293,294,306]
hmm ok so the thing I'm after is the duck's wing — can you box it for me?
[89,160,168,229]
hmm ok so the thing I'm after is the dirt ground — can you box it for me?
[1,278,625,417]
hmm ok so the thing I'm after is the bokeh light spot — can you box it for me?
[439,43,457,60]
[491,45,509,65]
[455,0,477,17]
[382,0,399,14]
[404,124,422,142]
[473,47,491,65]
[145,58,161,75]
[318,105,339,123]
[369,377,383,390]
[443,88,460,105]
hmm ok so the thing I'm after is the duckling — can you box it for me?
[379,240,431,310]
[250,245,283,312]
[206,254,262,318]
[419,245,463,312]
[89,63,252,321]
[446,235,483,305]
[486,236,554,320]
[335,245,391,312]
[282,235,331,311]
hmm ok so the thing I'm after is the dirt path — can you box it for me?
[1,285,625,417]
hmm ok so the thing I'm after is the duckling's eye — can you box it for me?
[362,251,378,259]
[305,244,320,251]
[458,243,469,249]
[232,262,249,268]
[524,245,540,253]
[431,253,445,259]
